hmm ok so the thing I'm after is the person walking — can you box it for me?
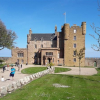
[10,66,16,80]
[2,65,5,73]
[21,64,22,68]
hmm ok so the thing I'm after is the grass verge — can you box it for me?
[1,67,100,100]
[55,67,71,73]
[21,67,47,74]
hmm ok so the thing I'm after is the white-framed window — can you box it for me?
[73,43,76,48]
[73,51,76,56]
[35,44,37,49]
[18,53,24,57]
[74,29,76,33]
[73,58,76,62]
[58,60,59,63]
[74,36,76,40]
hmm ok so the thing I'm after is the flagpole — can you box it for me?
[65,12,66,23]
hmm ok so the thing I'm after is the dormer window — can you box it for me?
[41,37,43,42]
[34,37,37,42]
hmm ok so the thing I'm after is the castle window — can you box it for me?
[41,44,43,48]
[46,52,53,55]
[35,44,37,49]
[73,58,76,62]
[41,37,43,42]
[18,53,24,57]
[74,36,76,40]
[74,29,76,33]
[34,37,37,42]
[73,51,76,56]
[73,43,76,48]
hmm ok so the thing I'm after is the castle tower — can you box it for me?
[81,22,86,35]
[63,22,86,66]
[64,24,70,66]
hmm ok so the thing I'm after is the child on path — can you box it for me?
[1,76,5,81]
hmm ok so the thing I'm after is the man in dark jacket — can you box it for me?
[2,65,5,73]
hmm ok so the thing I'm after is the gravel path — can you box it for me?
[54,66,97,75]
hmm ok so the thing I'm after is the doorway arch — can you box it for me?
[94,61,97,67]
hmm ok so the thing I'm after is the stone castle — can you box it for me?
[7,22,86,66]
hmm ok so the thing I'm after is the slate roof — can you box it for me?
[31,33,57,41]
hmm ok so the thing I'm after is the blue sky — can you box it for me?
[0,0,100,57]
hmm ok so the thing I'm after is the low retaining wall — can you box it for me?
[85,58,100,67]
[0,67,55,97]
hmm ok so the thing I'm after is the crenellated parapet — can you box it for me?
[27,28,32,44]
[81,22,86,35]
[64,24,70,40]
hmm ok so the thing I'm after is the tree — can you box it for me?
[0,59,4,64]
[0,20,17,50]
[90,0,100,51]
[75,47,85,75]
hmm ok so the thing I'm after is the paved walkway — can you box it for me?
[0,65,97,88]
[54,66,97,75]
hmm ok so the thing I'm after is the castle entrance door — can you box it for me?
[94,61,97,67]
[48,58,51,63]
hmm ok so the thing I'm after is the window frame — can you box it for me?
[73,58,76,62]
[73,43,76,48]
[74,36,76,40]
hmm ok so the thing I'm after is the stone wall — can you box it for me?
[85,58,100,67]
[0,67,55,97]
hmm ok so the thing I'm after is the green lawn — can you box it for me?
[55,67,71,73]
[21,67,47,74]
[1,68,100,100]
[21,67,71,74]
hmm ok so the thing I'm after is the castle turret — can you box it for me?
[81,22,86,35]
[55,25,57,35]
[64,24,70,40]
[27,28,32,44]
[29,28,32,35]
